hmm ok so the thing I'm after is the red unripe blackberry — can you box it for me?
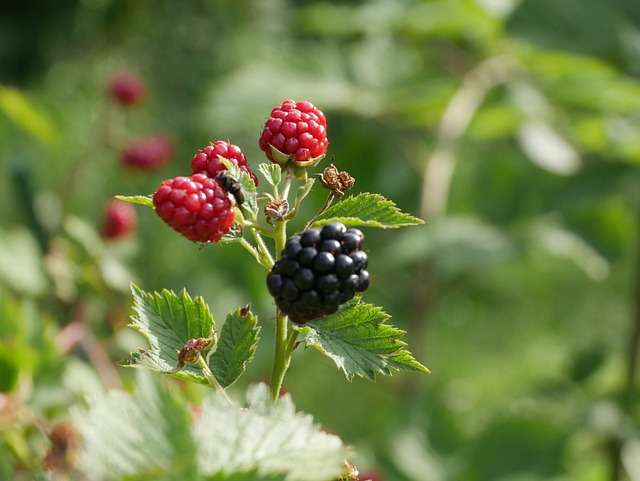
[266,222,368,324]
[121,135,174,171]
[259,99,328,165]
[191,141,258,187]
[101,199,137,240]
[107,71,146,107]
[152,173,235,243]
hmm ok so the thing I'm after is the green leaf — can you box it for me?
[0,86,59,147]
[115,194,154,207]
[74,371,195,480]
[209,306,260,388]
[294,301,430,381]
[258,163,282,187]
[195,384,347,481]
[312,193,424,229]
[122,284,215,385]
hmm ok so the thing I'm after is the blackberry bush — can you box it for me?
[105,99,428,481]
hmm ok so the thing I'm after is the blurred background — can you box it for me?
[1,0,640,480]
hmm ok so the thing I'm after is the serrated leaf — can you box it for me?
[294,301,429,381]
[74,371,195,480]
[123,284,214,384]
[209,306,260,388]
[313,193,424,229]
[115,194,154,207]
[258,163,282,187]
[195,383,347,481]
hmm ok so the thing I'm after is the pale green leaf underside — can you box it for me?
[123,284,214,378]
[258,163,282,187]
[115,194,154,207]
[74,371,195,480]
[195,384,347,481]
[209,306,260,388]
[313,192,424,229]
[294,300,430,380]
[76,373,347,481]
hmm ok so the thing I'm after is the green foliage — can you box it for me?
[313,193,424,229]
[258,163,282,188]
[123,285,216,385]
[294,300,429,381]
[0,86,58,147]
[115,194,154,207]
[209,306,260,388]
[76,372,346,481]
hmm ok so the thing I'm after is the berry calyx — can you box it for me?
[266,222,368,324]
[152,173,235,243]
[121,135,174,171]
[259,99,328,167]
[191,141,258,187]
[101,199,137,240]
[107,71,146,107]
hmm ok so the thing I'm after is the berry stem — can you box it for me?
[305,193,336,230]
[238,237,271,269]
[250,229,274,268]
[269,312,289,401]
[269,218,290,401]
[197,354,233,404]
[243,220,277,237]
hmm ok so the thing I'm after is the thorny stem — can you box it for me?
[269,216,290,401]
[250,229,274,269]
[238,237,271,269]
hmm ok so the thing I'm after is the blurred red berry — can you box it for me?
[101,200,137,240]
[259,99,328,165]
[191,140,258,187]
[108,71,146,106]
[121,135,174,171]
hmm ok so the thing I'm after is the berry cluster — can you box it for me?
[266,222,369,324]
[153,174,235,243]
[259,99,328,164]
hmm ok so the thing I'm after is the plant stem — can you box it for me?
[250,230,274,269]
[238,237,271,269]
[269,218,290,401]
[305,193,335,230]
[609,211,640,481]
[269,312,289,401]
[197,354,232,404]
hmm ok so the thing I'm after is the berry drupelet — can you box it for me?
[266,222,369,324]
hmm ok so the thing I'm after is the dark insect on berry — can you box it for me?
[215,171,245,205]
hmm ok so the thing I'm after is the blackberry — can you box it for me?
[266,222,368,324]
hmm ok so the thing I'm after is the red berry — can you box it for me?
[259,99,328,164]
[121,135,174,171]
[101,200,137,240]
[191,140,258,187]
[153,174,235,243]
[107,71,146,107]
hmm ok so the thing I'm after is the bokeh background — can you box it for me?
[2,0,640,480]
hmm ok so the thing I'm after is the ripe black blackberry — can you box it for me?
[266,222,369,324]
